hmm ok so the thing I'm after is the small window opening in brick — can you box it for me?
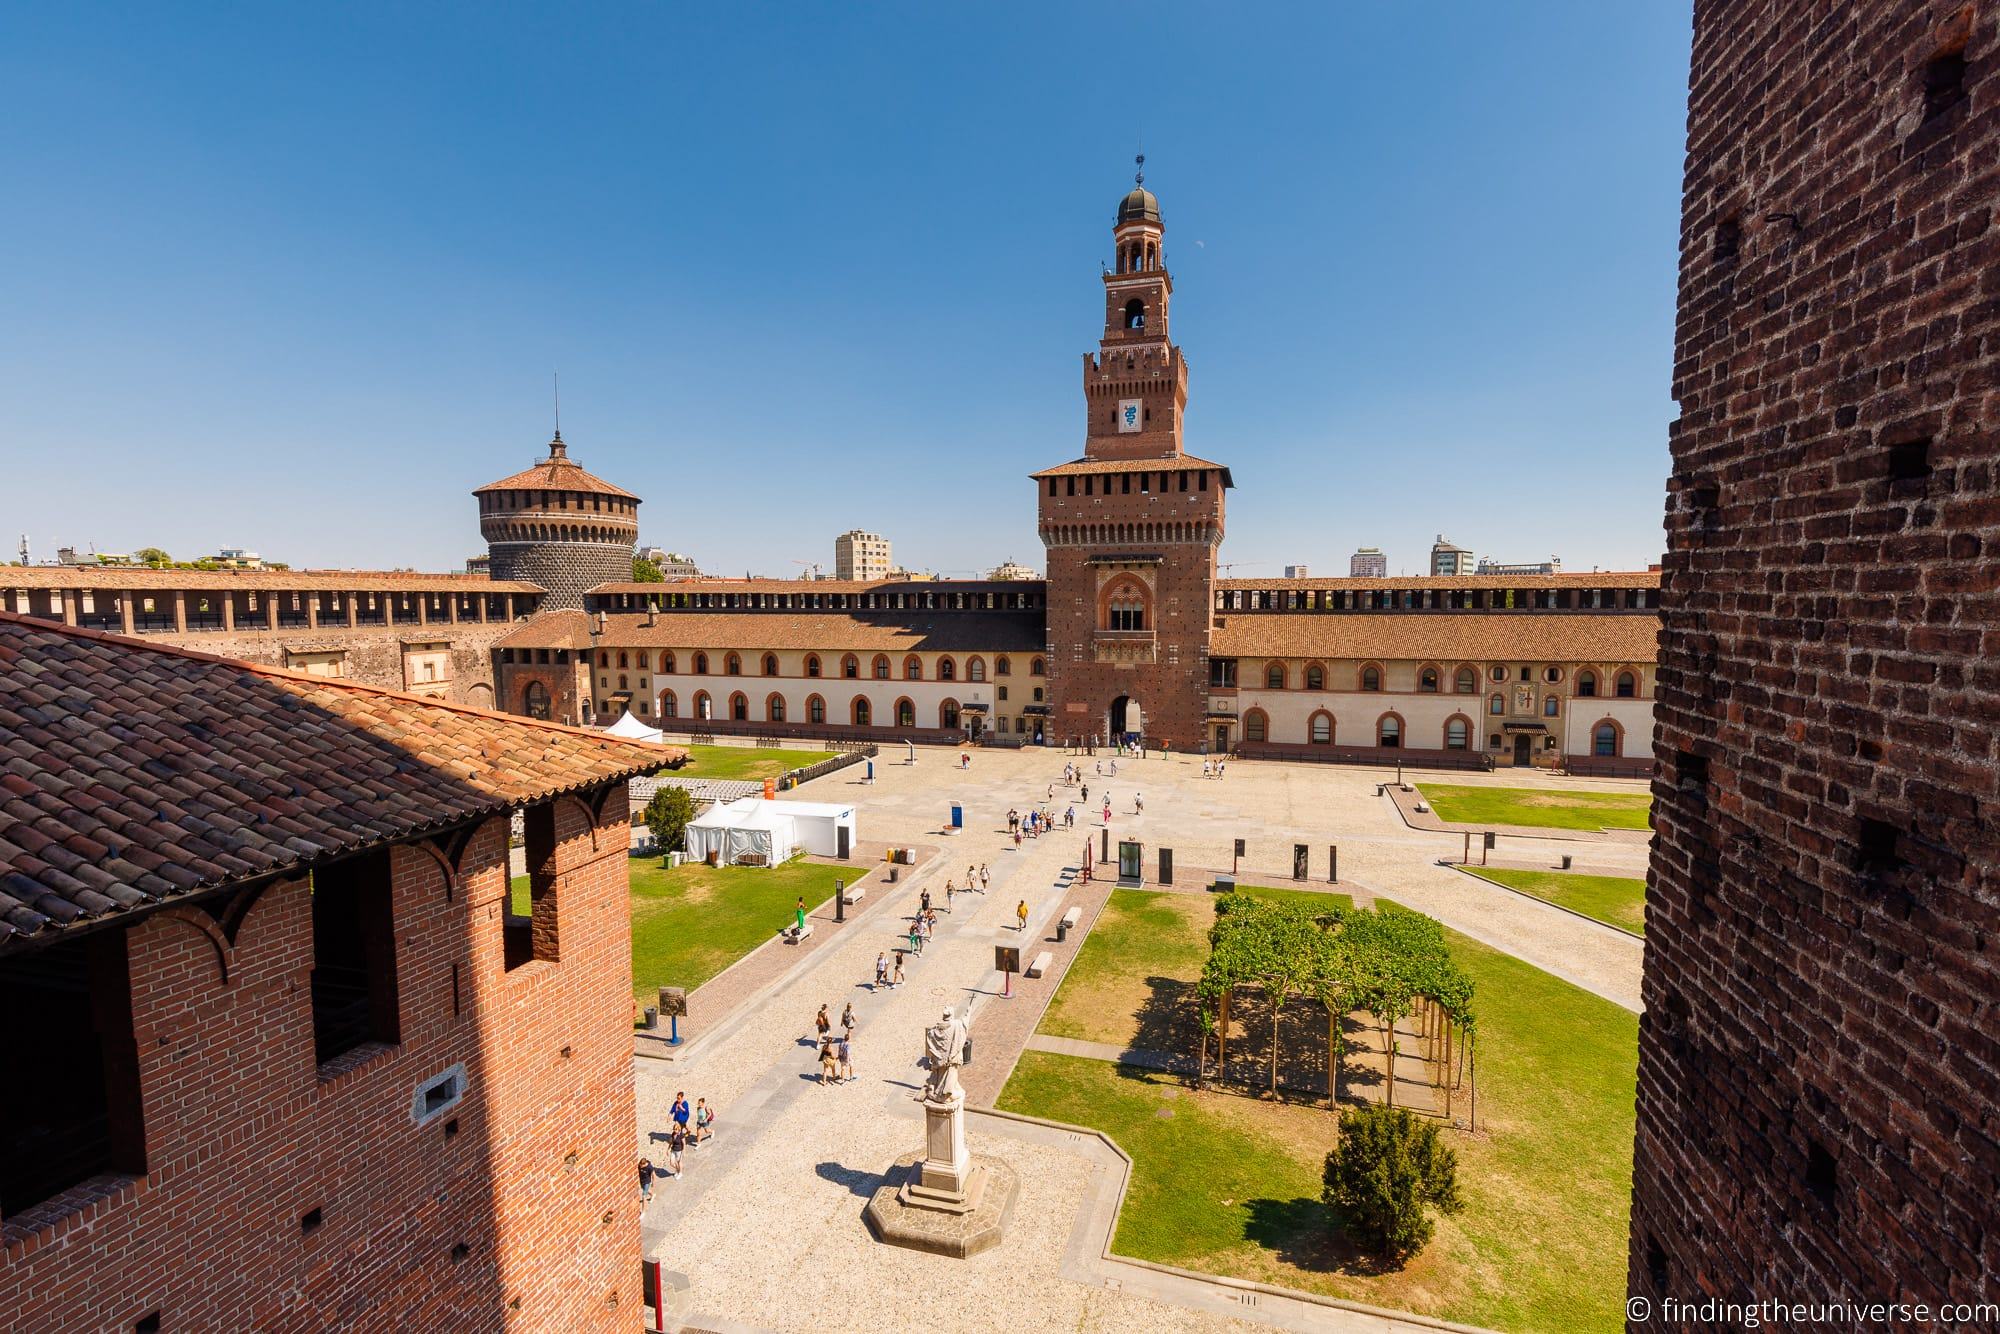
[423,1073,459,1117]
[1677,752,1710,792]
[444,1116,460,1140]
[1644,1237,1669,1293]
[1856,818,1904,875]
[450,1242,471,1263]
[1887,438,1932,482]
[1805,1141,1837,1209]
[505,802,560,971]
[1712,218,1741,265]
[0,929,147,1215]
[134,1314,162,1334]
[301,1207,324,1236]
[1923,49,1967,123]
[311,848,400,1063]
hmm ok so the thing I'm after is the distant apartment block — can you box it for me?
[1429,535,1475,576]
[1476,556,1562,576]
[1347,548,1386,578]
[835,530,892,581]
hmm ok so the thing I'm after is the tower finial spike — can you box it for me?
[1135,146,1145,187]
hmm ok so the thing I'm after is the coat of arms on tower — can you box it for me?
[1119,398,1142,432]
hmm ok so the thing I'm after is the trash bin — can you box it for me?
[1057,919,1069,943]
[950,803,963,829]
[1561,854,1573,870]
[642,1006,658,1030]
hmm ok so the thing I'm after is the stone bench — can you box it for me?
[1025,951,1053,978]
[781,921,815,945]
[842,883,867,906]
[1060,906,1081,931]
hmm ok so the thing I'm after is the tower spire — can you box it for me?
[1135,149,1145,187]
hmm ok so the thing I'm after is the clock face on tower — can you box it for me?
[1118,399,1142,433]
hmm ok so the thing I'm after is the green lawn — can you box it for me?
[1001,891,1639,1333]
[677,744,838,783]
[513,856,848,998]
[1417,783,1651,831]
[1463,867,1647,936]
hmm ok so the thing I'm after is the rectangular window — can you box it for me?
[1066,477,1075,496]
[0,930,146,1215]
[1199,471,1209,491]
[311,848,401,1065]
[505,802,561,970]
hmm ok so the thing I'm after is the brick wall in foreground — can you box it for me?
[1633,0,2000,1319]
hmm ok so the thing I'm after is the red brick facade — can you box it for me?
[1036,177,1229,750]
[0,793,641,1331]
[1633,0,2000,1318]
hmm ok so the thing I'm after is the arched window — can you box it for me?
[523,681,550,720]
[638,652,649,670]
[1577,670,1598,697]
[1266,663,1286,690]
[1419,666,1440,693]
[1360,665,1382,692]
[1594,721,1620,756]
[852,696,871,726]
[940,700,960,729]
[874,655,891,680]
[806,654,822,678]
[1488,693,1504,716]
[617,651,629,669]
[1544,694,1561,717]
[1030,657,1045,676]
[896,698,916,728]
[693,652,708,675]
[1615,670,1638,698]
[938,657,956,681]
[1454,667,1477,693]
[1445,717,1470,750]
[762,653,779,676]
[729,692,748,721]
[1309,711,1333,744]
[618,675,628,690]
[807,694,826,724]
[968,656,986,682]
[996,655,1012,676]
[660,689,677,718]
[694,691,712,720]
[1124,298,1145,330]
[1377,714,1403,748]
[842,654,859,679]
[725,653,742,676]
[767,693,786,722]
[904,655,922,680]
[1243,708,1269,743]
[1305,664,1325,691]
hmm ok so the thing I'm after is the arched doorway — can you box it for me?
[1109,695,1143,744]
[523,680,550,721]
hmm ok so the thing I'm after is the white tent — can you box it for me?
[684,797,799,866]
[602,710,665,743]
[769,800,858,858]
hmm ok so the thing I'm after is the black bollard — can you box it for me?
[835,879,845,923]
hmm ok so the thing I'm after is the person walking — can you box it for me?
[1103,801,1112,826]
[639,1157,655,1203]
[1081,784,1089,804]
[908,920,922,955]
[815,1005,831,1045]
[840,1001,856,1037]
[694,1098,714,1145]
[837,1034,854,1083]
[979,864,991,894]
[945,880,955,912]
[1135,792,1144,814]
[671,1091,691,1142]
[875,951,888,987]
[966,863,977,890]
[920,887,931,916]
[668,1123,686,1177]
[1065,805,1075,828]
[818,1040,838,1086]
[1016,899,1029,932]
[892,954,906,988]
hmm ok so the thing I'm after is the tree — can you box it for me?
[632,556,665,582]
[1322,1104,1462,1260]
[134,547,170,567]
[643,786,695,854]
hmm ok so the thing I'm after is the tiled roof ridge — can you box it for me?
[0,611,665,757]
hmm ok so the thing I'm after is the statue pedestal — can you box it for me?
[863,1094,1017,1258]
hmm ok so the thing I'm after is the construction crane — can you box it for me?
[789,558,823,580]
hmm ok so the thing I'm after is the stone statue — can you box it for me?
[920,1007,969,1103]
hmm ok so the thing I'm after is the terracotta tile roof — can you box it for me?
[580,611,1047,654]
[495,611,593,650]
[474,434,639,500]
[5,568,542,593]
[0,614,680,953]
[1030,453,1234,484]
[1210,612,1660,663]
[1217,571,1662,592]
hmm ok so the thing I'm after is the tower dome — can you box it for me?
[474,432,641,610]
[1116,185,1160,225]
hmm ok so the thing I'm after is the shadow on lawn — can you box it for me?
[1243,1197,1412,1275]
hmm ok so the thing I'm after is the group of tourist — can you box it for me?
[639,1089,715,1203]
[1201,759,1228,779]
[813,1002,858,1085]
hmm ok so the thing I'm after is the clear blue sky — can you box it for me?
[1,3,1691,578]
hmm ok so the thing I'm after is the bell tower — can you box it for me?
[1032,161,1230,752]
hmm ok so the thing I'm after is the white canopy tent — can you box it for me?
[684,797,799,866]
[767,800,857,858]
[602,710,666,744]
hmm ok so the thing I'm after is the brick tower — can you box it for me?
[1034,162,1231,750]
[475,432,640,610]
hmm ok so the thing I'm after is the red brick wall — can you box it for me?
[0,790,639,1331]
[1634,0,2000,1317]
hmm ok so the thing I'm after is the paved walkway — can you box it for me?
[1024,1032,1196,1074]
[634,747,1648,1331]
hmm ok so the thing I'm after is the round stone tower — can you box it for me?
[475,432,640,610]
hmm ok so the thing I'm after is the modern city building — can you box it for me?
[833,530,892,581]
[1429,535,1475,576]
[1348,549,1386,577]
[1475,556,1561,576]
